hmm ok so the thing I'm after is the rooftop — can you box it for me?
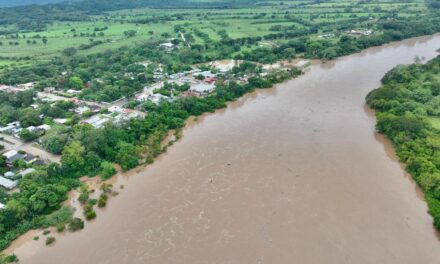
[0,176,17,189]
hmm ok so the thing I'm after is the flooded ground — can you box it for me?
[12,35,440,263]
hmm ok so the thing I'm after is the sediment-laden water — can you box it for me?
[11,35,440,264]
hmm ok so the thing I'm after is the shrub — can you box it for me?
[45,236,55,246]
[97,194,107,208]
[56,223,65,233]
[67,218,84,232]
[85,210,96,221]
[40,206,74,228]
[99,162,116,180]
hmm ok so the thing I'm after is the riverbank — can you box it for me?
[5,34,440,264]
[366,54,440,230]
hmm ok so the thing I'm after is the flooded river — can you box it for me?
[13,35,440,263]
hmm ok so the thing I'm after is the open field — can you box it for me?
[0,0,429,66]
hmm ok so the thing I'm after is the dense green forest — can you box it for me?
[367,56,440,230]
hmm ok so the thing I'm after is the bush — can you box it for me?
[45,236,55,245]
[67,218,84,232]
[56,223,65,233]
[40,206,74,228]
[84,210,96,221]
[97,194,107,208]
[99,162,116,180]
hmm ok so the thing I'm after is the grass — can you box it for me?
[0,0,430,66]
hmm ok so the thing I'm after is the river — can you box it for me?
[11,35,440,264]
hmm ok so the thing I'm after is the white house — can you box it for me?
[0,202,5,210]
[19,168,36,177]
[190,83,216,94]
[0,121,21,133]
[108,106,124,114]
[3,171,15,178]
[54,118,68,124]
[0,176,17,190]
[75,106,91,115]
[3,150,18,160]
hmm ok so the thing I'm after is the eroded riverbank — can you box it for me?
[10,34,440,264]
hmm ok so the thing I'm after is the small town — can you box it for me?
[0,58,308,210]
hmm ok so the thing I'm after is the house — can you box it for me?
[148,94,169,105]
[89,104,101,113]
[199,71,216,78]
[26,125,50,136]
[19,168,36,177]
[347,29,372,36]
[0,176,17,190]
[135,93,151,102]
[319,33,335,39]
[0,121,21,134]
[3,150,24,165]
[3,171,15,178]
[44,87,56,93]
[204,77,217,84]
[159,42,177,51]
[9,153,24,165]
[82,115,110,129]
[23,154,37,165]
[190,83,216,94]
[66,89,82,95]
[54,118,69,124]
[75,106,91,115]
[0,202,5,210]
[17,82,35,90]
[37,124,51,132]
[209,60,238,73]
[108,106,124,114]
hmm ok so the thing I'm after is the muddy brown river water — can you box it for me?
[10,35,440,264]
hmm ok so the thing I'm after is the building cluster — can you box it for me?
[0,121,51,138]
[134,60,241,104]
[0,148,41,195]
[0,82,35,93]
[347,29,372,36]
[82,106,143,129]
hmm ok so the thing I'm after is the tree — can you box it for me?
[19,109,42,127]
[69,76,83,90]
[115,141,139,171]
[68,218,84,232]
[99,161,116,180]
[61,141,86,176]
[42,37,48,45]
[41,131,68,154]
[123,30,137,38]
[84,151,101,175]
[62,47,77,57]
[19,128,38,142]
[29,184,68,214]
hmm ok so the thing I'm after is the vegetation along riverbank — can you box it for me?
[1,0,440,261]
[367,55,440,230]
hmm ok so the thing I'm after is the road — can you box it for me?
[0,133,60,163]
